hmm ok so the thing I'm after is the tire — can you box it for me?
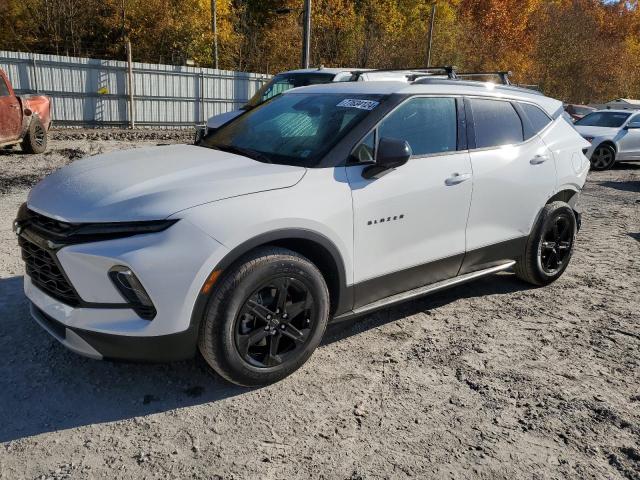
[21,117,48,154]
[515,201,577,286]
[198,247,330,387]
[590,144,615,171]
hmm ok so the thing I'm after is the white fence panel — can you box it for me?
[0,50,270,128]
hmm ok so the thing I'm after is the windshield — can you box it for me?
[202,93,384,167]
[244,73,336,109]
[575,111,630,128]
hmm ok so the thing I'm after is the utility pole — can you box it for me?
[211,0,219,69]
[301,0,311,69]
[426,3,436,67]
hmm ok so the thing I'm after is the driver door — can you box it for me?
[0,75,22,143]
[346,96,473,308]
[619,114,640,160]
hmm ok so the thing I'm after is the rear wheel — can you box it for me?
[590,144,615,171]
[515,201,577,286]
[198,247,330,387]
[21,117,48,154]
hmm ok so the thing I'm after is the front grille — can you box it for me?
[19,236,81,307]
[25,208,78,238]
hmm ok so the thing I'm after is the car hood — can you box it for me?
[207,110,243,130]
[574,125,619,138]
[27,145,306,223]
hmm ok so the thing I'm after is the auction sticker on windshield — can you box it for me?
[337,99,380,110]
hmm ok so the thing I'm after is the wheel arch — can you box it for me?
[595,139,617,153]
[547,188,579,208]
[199,229,351,319]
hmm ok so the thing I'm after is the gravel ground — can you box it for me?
[0,131,639,479]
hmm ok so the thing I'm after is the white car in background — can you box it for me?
[202,67,455,133]
[574,109,640,170]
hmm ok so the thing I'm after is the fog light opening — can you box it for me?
[108,266,156,320]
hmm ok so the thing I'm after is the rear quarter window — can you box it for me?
[520,103,552,137]
[469,98,524,149]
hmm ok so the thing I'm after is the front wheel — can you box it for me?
[198,247,330,387]
[590,144,616,171]
[515,201,577,286]
[21,117,48,154]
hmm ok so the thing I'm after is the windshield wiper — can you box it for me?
[210,144,272,163]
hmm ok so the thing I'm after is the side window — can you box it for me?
[0,77,9,97]
[378,97,457,156]
[469,98,524,148]
[520,102,552,136]
[628,114,640,127]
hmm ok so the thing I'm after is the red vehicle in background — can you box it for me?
[0,69,51,153]
[565,104,596,122]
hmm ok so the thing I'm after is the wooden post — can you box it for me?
[211,0,219,70]
[126,40,136,129]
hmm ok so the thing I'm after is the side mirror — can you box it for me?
[362,137,412,179]
[625,122,640,130]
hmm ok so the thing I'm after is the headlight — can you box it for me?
[583,136,594,143]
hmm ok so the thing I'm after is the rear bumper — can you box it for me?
[30,302,199,362]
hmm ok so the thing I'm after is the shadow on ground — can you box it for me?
[598,179,640,193]
[0,271,531,443]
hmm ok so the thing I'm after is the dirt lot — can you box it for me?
[0,130,639,480]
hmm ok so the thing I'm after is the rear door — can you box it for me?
[347,96,473,307]
[462,97,556,273]
[0,73,22,143]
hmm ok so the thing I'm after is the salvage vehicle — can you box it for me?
[564,104,595,122]
[574,109,640,170]
[15,76,590,386]
[0,69,51,153]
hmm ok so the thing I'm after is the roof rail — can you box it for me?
[412,77,545,96]
[353,66,457,80]
[456,71,512,85]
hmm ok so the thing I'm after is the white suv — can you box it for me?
[16,79,590,386]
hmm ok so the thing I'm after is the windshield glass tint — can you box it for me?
[245,73,336,108]
[202,93,383,167]
[575,112,630,128]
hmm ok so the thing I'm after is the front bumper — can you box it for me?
[29,301,201,361]
[19,216,229,361]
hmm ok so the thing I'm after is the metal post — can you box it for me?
[301,0,311,69]
[200,71,205,124]
[211,0,219,69]
[426,4,436,67]
[126,40,136,129]
[31,57,40,93]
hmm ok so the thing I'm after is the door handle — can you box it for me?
[445,173,472,186]
[530,154,550,165]
[10,104,20,109]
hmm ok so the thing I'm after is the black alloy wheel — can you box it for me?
[538,213,574,275]
[515,201,577,286]
[235,277,314,368]
[198,247,329,386]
